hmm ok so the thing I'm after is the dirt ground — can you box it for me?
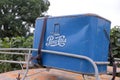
[0,66,119,80]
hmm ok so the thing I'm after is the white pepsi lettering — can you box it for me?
[46,35,66,47]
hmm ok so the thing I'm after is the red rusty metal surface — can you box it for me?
[0,67,119,80]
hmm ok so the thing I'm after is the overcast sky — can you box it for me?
[47,0,120,28]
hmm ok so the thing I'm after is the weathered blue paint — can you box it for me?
[32,14,111,74]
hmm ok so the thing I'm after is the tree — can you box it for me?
[0,0,50,38]
[0,36,33,73]
[110,26,120,58]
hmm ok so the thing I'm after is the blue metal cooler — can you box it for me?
[32,14,111,74]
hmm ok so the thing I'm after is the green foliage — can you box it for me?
[110,26,120,58]
[0,0,50,38]
[0,36,33,73]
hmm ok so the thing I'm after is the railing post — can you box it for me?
[21,50,31,80]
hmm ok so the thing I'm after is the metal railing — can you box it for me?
[0,48,111,80]
[0,48,36,80]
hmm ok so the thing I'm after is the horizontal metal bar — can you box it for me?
[0,48,109,65]
[0,48,38,51]
[42,49,109,64]
[95,62,109,65]
[0,60,27,64]
[114,58,120,61]
[0,51,28,55]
